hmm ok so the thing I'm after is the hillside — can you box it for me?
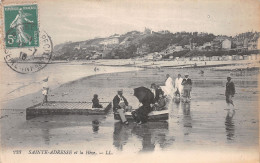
[52,30,259,60]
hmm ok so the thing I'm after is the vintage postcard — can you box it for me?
[0,0,259,163]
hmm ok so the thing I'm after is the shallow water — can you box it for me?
[0,67,259,154]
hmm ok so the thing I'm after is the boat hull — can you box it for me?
[114,109,169,121]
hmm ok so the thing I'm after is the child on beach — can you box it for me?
[92,94,103,108]
[42,77,49,105]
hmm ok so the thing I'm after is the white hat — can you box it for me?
[118,89,123,92]
[185,73,189,76]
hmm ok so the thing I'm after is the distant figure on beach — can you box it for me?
[42,77,49,105]
[113,89,131,125]
[181,73,192,101]
[225,76,235,109]
[92,94,103,108]
[161,74,174,98]
[174,74,183,97]
[94,67,99,72]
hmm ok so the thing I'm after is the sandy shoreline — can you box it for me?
[61,59,260,70]
[0,63,141,105]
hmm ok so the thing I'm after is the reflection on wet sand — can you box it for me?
[113,121,172,152]
[182,102,192,130]
[113,122,131,151]
[225,110,235,141]
[41,128,50,145]
[92,120,100,133]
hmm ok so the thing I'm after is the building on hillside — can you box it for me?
[248,37,259,50]
[164,45,176,54]
[153,53,162,60]
[74,44,81,50]
[144,27,152,35]
[157,30,170,34]
[109,34,120,38]
[99,38,119,45]
[144,53,154,60]
[202,42,211,50]
[222,39,232,50]
[175,46,183,52]
[184,44,191,50]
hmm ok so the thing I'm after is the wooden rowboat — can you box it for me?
[26,101,112,120]
[114,109,169,122]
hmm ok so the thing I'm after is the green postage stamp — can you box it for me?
[4,4,39,48]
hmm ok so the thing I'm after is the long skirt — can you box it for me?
[132,105,151,123]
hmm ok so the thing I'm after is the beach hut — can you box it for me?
[184,57,190,62]
[251,54,257,60]
[232,55,239,60]
[204,56,210,61]
[191,57,199,61]
[211,56,219,61]
[222,55,228,61]
[243,55,249,60]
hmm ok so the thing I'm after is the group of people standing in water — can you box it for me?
[161,73,193,101]
[111,73,193,125]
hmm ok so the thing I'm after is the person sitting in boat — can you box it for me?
[152,94,167,111]
[132,87,154,124]
[150,83,164,103]
[92,94,103,108]
[151,83,166,111]
[113,89,131,125]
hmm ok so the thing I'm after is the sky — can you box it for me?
[36,0,260,45]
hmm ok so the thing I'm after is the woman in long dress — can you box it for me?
[10,8,33,46]
[160,74,174,98]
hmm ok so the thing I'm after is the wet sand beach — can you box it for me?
[0,66,259,162]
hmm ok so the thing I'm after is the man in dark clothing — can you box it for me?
[181,73,192,100]
[113,89,129,125]
[225,77,235,107]
[150,83,164,103]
